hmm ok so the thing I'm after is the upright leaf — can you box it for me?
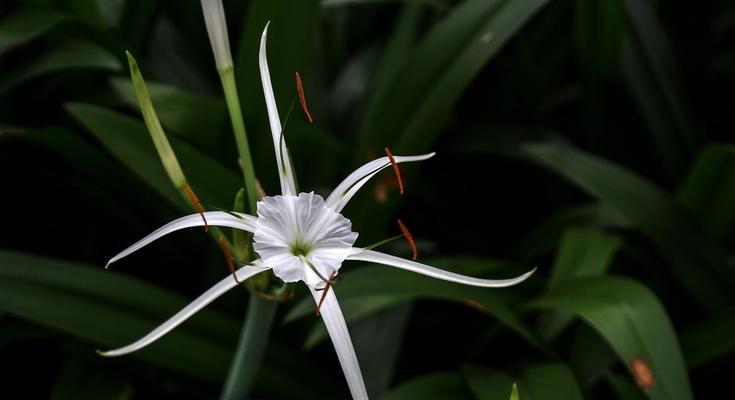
[677,144,735,239]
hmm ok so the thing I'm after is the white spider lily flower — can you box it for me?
[100,24,535,400]
[200,0,233,70]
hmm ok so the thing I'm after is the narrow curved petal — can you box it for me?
[259,22,297,196]
[309,286,368,400]
[347,249,536,287]
[325,153,435,212]
[100,264,271,357]
[106,211,257,268]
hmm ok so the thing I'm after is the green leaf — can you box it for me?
[540,227,623,339]
[520,364,584,400]
[358,0,550,155]
[109,76,227,155]
[680,306,735,369]
[574,0,625,76]
[529,276,693,400]
[513,204,628,263]
[0,41,121,95]
[606,373,648,400]
[621,0,695,178]
[464,364,583,400]
[463,366,515,400]
[0,249,239,382]
[65,103,240,209]
[382,371,472,399]
[677,144,735,239]
[285,261,543,351]
[549,227,623,289]
[0,11,72,53]
[509,383,519,400]
[522,141,732,310]
[50,357,134,400]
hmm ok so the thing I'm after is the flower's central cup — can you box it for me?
[253,192,358,286]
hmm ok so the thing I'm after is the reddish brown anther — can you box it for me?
[630,356,654,391]
[183,183,208,232]
[218,236,240,284]
[397,219,417,260]
[316,272,337,317]
[464,298,486,312]
[384,147,404,195]
[295,72,314,124]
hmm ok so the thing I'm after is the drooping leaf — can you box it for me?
[0,11,72,53]
[65,103,240,209]
[109,76,227,155]
[0,41,121,95]
[522,141,733,310]
[529,276,693,400]
[0,249,239,382]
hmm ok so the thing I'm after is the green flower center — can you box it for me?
[289,241,311,257]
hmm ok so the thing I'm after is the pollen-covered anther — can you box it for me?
[296,71,314,124]
[183,183,208,232]
[218,236,240,284]
[397,219,418,260]
[630,356,654,391]
[384,147,404,195]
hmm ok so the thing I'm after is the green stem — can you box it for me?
[219,66,259,212]
[219,295,277,400]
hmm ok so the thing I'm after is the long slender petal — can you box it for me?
[309,286,368,400]
[259,22,297,196]
[325,153,435,212]
[106,211,258,268]
[100,264,271,356]
[347,249,536,287]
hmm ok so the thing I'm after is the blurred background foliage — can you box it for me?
[0,0,734,398]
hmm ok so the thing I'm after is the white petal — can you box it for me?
[106,211,257,268]
[325,153,435,212]
[253,193,358,285]
[200,0,233,70]
[309,286,368,400]
[347,249,536,287]
[259,22,297,196]
[99,264,271,357]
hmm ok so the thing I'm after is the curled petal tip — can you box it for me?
[104,260,113,270]
[518,266,538,282]
[96,349,112,357]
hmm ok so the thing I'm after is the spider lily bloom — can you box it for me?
[100,24,535,400]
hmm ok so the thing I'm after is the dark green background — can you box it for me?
[0,0,733,399]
